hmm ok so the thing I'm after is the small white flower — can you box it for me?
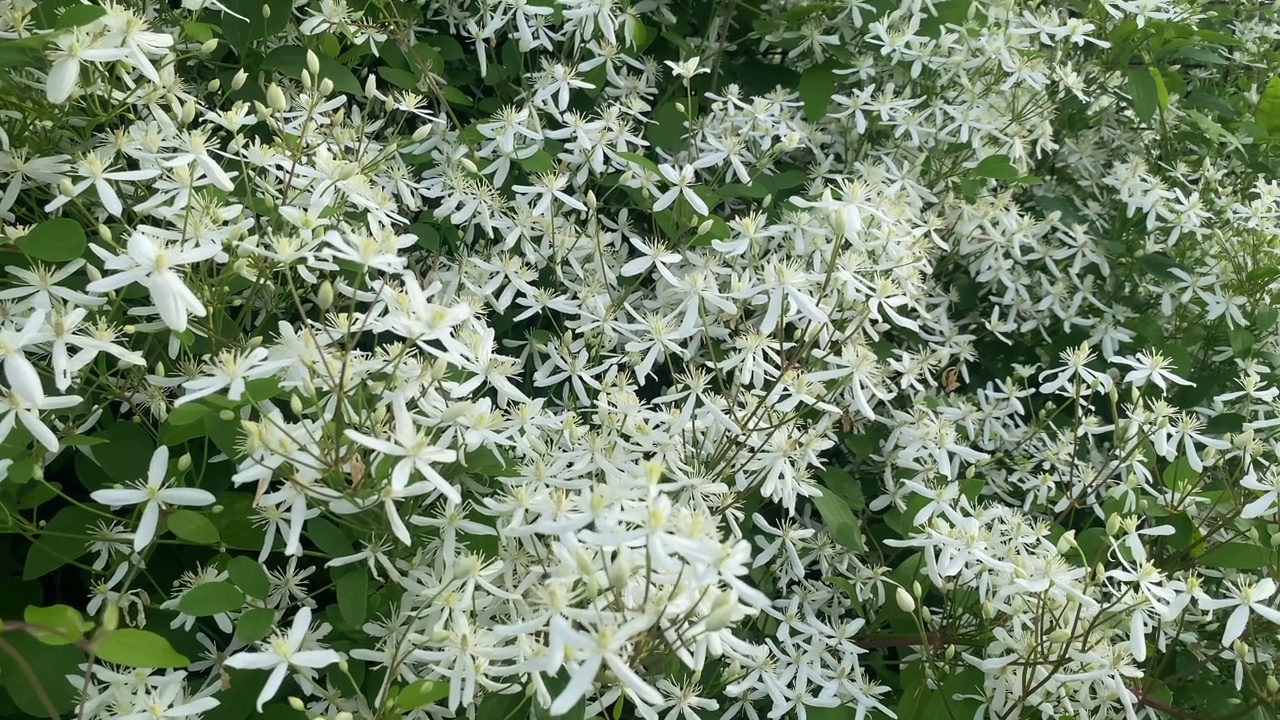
[90,446,215,552]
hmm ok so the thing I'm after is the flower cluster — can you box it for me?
[0,0,1278,719]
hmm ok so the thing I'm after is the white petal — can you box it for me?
[135,501,160,552]
[1222,605,1249,647]
[91,488,148,506]
[159,487,216,506]
[46,57,79,104]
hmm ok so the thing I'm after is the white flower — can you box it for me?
[90,446,215,552]
[1109,351,1192,392]
[1199,578,1280,647]
[222,607,341,712]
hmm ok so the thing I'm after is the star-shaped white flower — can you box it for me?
[90,446,215,552]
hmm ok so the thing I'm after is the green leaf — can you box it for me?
[92,421,155,482]
[335,567,367,626]
[518,150,557,176]
[1200,543,1270,569]
[234,608,277,645]
[972,154,1019,181]
[23,605,93,646]
[534,673,586,720]
[1203,413,1246,435]
[54,3,105,28]
[397,679,450,711]
[798,61,836,123]
[1128,66,1159,121]
[216,0,291,56]
[227,555,270,600]
[378,66,420,91]
[306,517,355,557]
[1229,328,1256,358]
[167,509,220,545]
[646,103,686,151]
[178,582,244,617]
[613,151,659,174]
[263,46,363,96]
[95,629,189,668]
[0,632,84,716]
[1257,306,1278,334]
[809,489,865,552]
[1162,458,1197,492]
[16,219,86,262]
[1256,76,1280,135]
[166,403,212,427]
[24,506,96,580]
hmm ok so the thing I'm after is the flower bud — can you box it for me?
[266,83,287,112]
[261,2,271,17]
[231,68,248,90]
[290,394,304,415]
[181,100,197,125]
[316,280,334,310]
[1268,676,1280,694]
[200,38,218,55]
[411,124,432,141]
[207,78,220,93]
[219,409,235,421]
[696,219,713,236]
[1056,529,1077,555]
[1105,513,1121,536]
[177,454,192,472]
[306,50,320,76]
[300,69,312,90]
[704,591,738,631]
[58,178,74,196]
[1047,628,1071,644]
[336,713,353,720]
[319,78,333,96]
[103,600,120,631]
[894,586,915,613]
[288,697,305,712]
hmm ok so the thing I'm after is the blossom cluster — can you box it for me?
[0,0,1278,719]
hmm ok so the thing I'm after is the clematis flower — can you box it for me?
[90,446,215,552]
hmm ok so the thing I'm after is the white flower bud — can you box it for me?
[290,394,304,415]
[181,100,196,125]
[1105,513,1121,536]
[336,713,353,720]
[316,280,334,310]
[261,2,271,17]
[300,69,312,90]
[177,454,192,472]
[200,38,219,55]
[58,178,74,196]
[411,124,432,141]
[231,68,248,90]
[1047,628,1072,644]
[1056,530,1077,555]
[103,600,120,631]
[1267,676,1279,694]
[288,697,305,712]
[895,586,915,613]
[207,78,221,92]
[219,409,235,421]
[266,83,287,112]
[696,219,713,236]
[306,50,320,76]
[319,77,333,96]
[704,591,738,631]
